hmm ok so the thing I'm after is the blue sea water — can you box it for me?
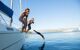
[23,32,80,50]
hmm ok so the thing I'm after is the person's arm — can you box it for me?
[25,15,28,22]
[20,12,25,18]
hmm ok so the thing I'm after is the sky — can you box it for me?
[1,0,80,30]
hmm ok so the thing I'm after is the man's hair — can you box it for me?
[25,8,30,12]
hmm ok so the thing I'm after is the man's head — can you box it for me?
[25,8,30,15]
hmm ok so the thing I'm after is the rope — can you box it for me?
[0,14,22,30]
[33,30,45,50]
[0,14,8,25]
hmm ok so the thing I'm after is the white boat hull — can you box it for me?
[0,31,25,50]
[0,23,25,50]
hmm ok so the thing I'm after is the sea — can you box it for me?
[22,32,80,50]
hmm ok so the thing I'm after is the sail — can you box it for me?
[0,1,13,18]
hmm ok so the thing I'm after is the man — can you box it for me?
[19,8,30,32]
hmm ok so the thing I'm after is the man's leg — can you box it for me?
[19,18,27,32]
[26,23,31,32]
[22,25,25,32]
[22,21,27,32]
[26,19,34,32]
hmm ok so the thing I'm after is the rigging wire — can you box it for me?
[0,14,8,25]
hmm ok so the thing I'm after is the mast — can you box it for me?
[11,0,13,9]
[20,0,22,14]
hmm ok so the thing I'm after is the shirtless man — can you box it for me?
[19,8,30,32]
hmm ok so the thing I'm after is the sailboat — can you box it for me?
[0,0,25,50]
